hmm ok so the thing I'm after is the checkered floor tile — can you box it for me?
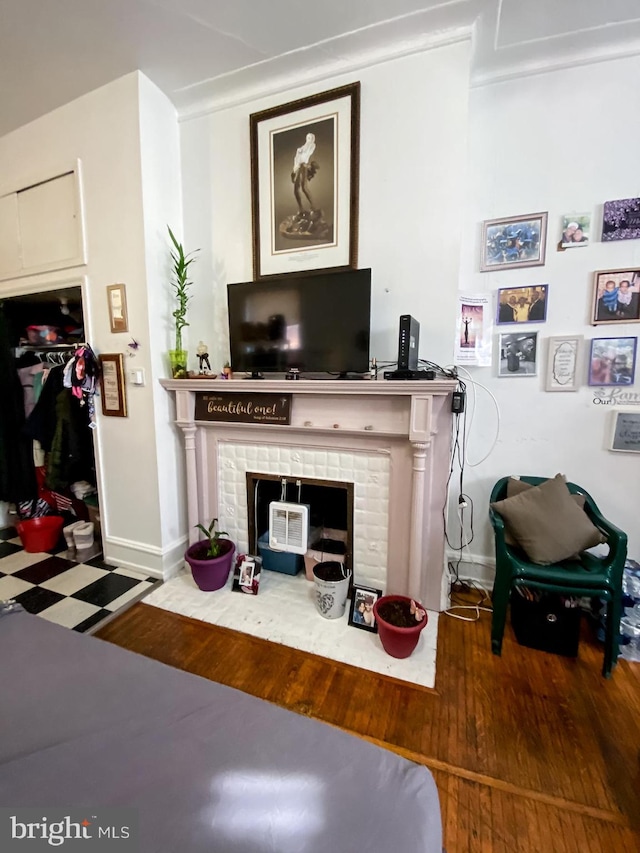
[0,525,161,633]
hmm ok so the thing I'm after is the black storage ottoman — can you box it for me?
[510,588,581,657]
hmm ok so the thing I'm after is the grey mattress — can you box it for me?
[0,606,442,852]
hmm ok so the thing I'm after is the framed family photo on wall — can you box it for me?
[588,337,637,387]
[480,212,547,272]
[250,83,360,279]
[591,268,640,324]
[497,332,538,377]
[496,285,548,324]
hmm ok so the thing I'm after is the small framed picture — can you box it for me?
[545,335,583,392]
[602,198,640,242]
[348,585,382,632]
[99,353,127,417]
[480,212,547,272]
[608,410,640,453]
[591,269,640,325]
[560,214,590,248]
[106,283,128,333]
[232,554,262,595]
[588,337,637,387]
[498,332,538,377]
[496,285,548,324]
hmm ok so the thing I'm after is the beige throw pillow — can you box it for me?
[491,473,605,564]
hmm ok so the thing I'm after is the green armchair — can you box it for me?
[489,476,627,678]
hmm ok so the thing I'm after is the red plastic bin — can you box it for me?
[15,516,64,553]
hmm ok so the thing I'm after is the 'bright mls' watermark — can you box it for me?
[0,809,137,850]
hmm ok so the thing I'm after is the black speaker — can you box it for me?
[397,315,419,370]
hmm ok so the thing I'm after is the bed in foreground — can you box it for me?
[0,604,442,852]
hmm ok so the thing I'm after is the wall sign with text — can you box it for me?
[195,392,291,425]
[608,410,640,453]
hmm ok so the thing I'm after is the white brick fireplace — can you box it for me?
[162,378,456,611]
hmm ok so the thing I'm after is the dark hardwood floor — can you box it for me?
[96,598,640,852]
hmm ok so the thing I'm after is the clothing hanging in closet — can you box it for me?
[0,310,37,503]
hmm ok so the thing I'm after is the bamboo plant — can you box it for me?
[168,226,198,375]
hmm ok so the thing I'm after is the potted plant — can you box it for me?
[185,518,235,591]
[168,225,198,378]
[373,594,428,658]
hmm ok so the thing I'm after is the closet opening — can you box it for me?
[0,284,101,559]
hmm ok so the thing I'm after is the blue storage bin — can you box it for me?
[257,532,302,575]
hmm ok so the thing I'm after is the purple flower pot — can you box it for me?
[185,538,235,591]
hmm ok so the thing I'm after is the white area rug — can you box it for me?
[145,569,438,689]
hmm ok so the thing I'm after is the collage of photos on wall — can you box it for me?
[480,203,640,389]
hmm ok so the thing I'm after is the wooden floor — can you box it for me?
[96,598,640,852]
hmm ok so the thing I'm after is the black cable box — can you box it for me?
[383,369,436,380]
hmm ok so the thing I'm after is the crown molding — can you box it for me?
[471,38,640,88]
[177,23,473,123]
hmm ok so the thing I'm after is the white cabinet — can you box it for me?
[0,164,86,282]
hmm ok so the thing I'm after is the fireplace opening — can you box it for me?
[246,472,353,574]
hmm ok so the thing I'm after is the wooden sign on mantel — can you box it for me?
[195,392,292,425]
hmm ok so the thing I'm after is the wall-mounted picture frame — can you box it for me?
[608,409,640,453]
[591,268,640,324]
[497,285,548,324]
[348,584,382,632]
[497,332,538,377]
[560,213,590,248]
[602,197,640,242]
[545,335,583,392]
[480,212,547,272]
[250,82,360,279]
[106,283,128,333]
[588,336,637,387]
[99,353,127,417]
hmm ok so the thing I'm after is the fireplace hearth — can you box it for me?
[162,378,456,611]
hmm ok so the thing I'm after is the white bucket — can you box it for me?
[312,561,351,619]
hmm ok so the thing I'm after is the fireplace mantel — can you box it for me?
[162,378,456,611]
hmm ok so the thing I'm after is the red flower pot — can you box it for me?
[185,538,235,591]
[373,594,428,659]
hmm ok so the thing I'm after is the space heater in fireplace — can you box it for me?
[268,501,309,554]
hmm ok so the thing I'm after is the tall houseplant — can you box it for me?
[168,226,198,378]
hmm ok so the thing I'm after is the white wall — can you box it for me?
[180,39,472,374]
[0,73,185,578]
[456,54,640,580]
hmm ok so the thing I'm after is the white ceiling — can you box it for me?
[1,0,639,137]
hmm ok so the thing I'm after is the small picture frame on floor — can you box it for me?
[349,585,382,632]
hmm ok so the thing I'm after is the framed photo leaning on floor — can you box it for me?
[348,585,382,632]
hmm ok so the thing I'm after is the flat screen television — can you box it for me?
[227,269,371,377]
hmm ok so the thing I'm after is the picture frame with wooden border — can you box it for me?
[590,268,640,325]
[106,283,128,333]
[250,82,360,279]
[99,353,127,417]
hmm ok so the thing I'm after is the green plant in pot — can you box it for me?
[185,517,236,591]
[168,225,198,378]
[373,595,428,658]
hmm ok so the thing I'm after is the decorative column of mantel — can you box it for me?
[171,386,199,546]
[408,394,439,606]
[407,441,428,601]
